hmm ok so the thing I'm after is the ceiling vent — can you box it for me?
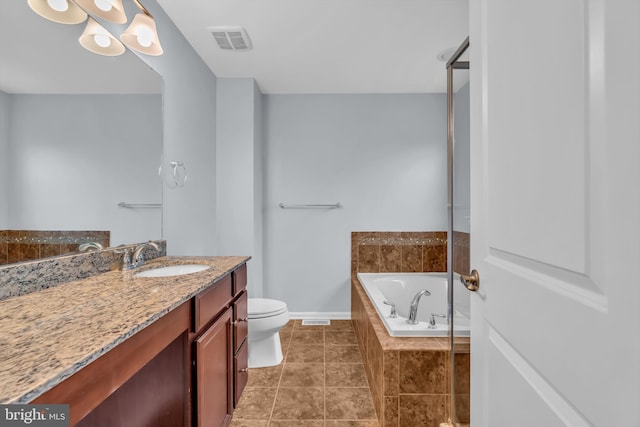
[209,26,252,51]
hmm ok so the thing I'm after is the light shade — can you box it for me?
[73,0,127,24]
[28,0,88,24]
[79,17,125,56]
[120,13,163,56]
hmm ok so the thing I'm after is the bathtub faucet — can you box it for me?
[406,289,431,325]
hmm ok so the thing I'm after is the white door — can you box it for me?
[469,1,640,426]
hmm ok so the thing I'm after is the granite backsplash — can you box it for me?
[0,240,166,300]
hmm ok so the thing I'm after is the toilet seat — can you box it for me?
[248,298,288,319]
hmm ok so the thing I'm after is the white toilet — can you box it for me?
[247,298,290,368]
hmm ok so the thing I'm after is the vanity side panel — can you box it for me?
[32,301,191,426]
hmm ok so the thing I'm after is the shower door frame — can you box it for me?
[446,36,470,426]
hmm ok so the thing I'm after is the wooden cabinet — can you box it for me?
[33,262,249,427]
[192,262,249,426]
[194,307,233,427]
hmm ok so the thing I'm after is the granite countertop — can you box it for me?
[0,255,249,404]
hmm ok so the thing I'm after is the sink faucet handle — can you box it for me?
[383,300,397,318]
[428,313,447,329]
[121,248,133,270]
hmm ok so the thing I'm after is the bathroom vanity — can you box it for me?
[0,256,249,427]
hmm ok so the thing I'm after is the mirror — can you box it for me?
[0,2,163,265]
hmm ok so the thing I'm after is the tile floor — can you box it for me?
[231,319,379,427]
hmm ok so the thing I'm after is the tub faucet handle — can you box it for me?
[428,313,447,329]
[383,300,397,318]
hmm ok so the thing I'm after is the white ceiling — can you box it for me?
[156,0,469,94]
[1,0,468,95]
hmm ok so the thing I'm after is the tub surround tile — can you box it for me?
[352,231,464,427]
[358,245,380,272]
[398,351,448,394]
[423,245,447,273]
[383,351,399,396]
[401,245,422,272]
[398,394,447,427]
[384,396,399,427]
[381,245,402,272]
[0,255,249,404]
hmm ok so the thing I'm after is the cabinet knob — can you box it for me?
[235,318,248,324]
[239,368,248,373]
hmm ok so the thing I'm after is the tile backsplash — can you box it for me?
[351,231,447,278]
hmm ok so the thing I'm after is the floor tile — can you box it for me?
[326,330,357,346]
[326,363,368,387]
[247,365,283,388]
[290,330,324,346]
[325,388,377,420]
[325,421,380,427]
[280,363,324,387]
[325,345,362,363]
[230,420,269,427]
[272,387,324,420]
[325,320,355,331]
[234,319,380,426]
[269,421,324,427]
[234,387,277,420]
[286,344,324,363]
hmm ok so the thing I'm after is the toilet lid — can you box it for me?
[248,298,288,318]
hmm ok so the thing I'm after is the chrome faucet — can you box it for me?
[406,289,431,325]
[79,242,104,252]
[131,241,160,268]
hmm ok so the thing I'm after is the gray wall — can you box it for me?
[263,94,447,314]
[216,78,264,296]
[6,94,162,245]
[0,91,8,227]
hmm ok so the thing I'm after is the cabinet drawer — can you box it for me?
[234,291,248,352]
[194,274,232,333]
[233,264,247,296]
[233,340,248,408]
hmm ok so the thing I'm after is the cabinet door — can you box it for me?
[195,307,233,427]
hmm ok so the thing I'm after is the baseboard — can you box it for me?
[288,312,351,320]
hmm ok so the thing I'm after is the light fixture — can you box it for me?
[79,17,125,56]
[120,0,162,56]
[73,0,127,24]
[28,0,163,56]
[27,0,88,24]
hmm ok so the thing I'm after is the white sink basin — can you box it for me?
[135,264,211,278]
